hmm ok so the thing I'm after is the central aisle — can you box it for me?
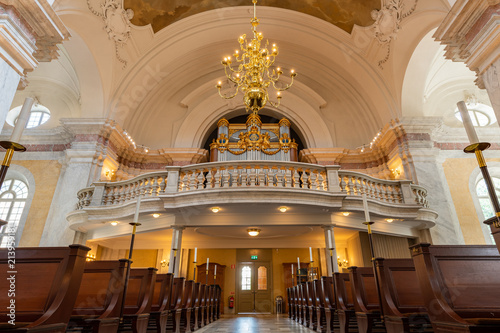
[196,314,312,332]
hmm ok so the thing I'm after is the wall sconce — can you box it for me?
[86,253,96,262]
[105,169,115,179]
[341,212,350,216]
[161,260,168,267]
[211,207,221,213]
[337,256,348,268]
[391,168,401,177]
[152,213,160,218]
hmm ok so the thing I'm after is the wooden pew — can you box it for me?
[297,284,305,325]
[0,245,89,333]
[214,285,221,320]
[169,277,185,333]
[69,259,128,333]
[374,258,431,333]
[307,281,317,330]
[149,273,174,333]
[322,277,334,333]
[197,285,206,329]
[334,272,356,333]
[314,279,326,333]
[178,280,194,333]
[348,266,384,333]
[120,267,157,333]
[411,243,500,333]
[204,286,213,325]
[190,283,201,331]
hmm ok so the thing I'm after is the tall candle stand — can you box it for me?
[363,221,384,322]
[119,221,141,321]
[308,261,318,281]
[193,260,197,282]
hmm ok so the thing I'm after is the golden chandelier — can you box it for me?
[216,0,297,114]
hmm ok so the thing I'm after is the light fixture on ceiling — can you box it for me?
[216,0,296,114]
[278,206,288,213]
[110,221,119,226]
[385,218,394,223]
[211,207,221,213]
[341,212,350,216]
[152,213,161,218]
[247,228,261,236]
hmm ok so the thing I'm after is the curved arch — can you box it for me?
[2,165,35,247]
[468,164,500,245]
[107,6,398,149]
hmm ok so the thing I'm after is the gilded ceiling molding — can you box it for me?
[87,0,134,68]
[371,0,418,69]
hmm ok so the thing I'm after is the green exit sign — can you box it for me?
[251,255,258,260]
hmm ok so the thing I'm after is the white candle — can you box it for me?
[457,101,479,144]
[133,195,141,223]
[363,193,370,222]
[327,230,333,249]
[309,247,313,262]
[10,97,34,143]
[291,264,294,275]
[207,258,209,270]
[297,256,300,269]
[214,264,217,276]
[194,247,197,262]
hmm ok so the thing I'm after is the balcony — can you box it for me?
[69,161,436,239]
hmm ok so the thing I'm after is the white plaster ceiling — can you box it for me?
[11,0,474,150]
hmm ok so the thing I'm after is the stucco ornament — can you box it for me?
[87,0,134,68]
[371,0,418,68]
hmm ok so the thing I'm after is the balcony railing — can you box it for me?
[76,161,428,210]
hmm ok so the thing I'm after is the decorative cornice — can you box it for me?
[0,0,70,75]
[371,0,419,69]
[87,0,133,68]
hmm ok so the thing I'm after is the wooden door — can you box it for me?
[238,262,272,313]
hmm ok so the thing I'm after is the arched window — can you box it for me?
[475,177,500,244]
[0,179,28,247]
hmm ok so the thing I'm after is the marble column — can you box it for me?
[322,225,339,275]
[39,119,108,246]
[168,226,184,277]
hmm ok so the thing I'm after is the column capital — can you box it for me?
[171,225,186,231]
[435,1,500,83]
[321,224,336,231]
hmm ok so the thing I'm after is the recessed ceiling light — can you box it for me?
[247,228,260,236]
[152,213,160,218]
[341,212,350,216]
[278,206,288,213]
[211,207,221,213]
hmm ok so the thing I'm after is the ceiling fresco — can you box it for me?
[123,0,381,34]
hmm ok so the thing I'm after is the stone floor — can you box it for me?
[196,314,314,332]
